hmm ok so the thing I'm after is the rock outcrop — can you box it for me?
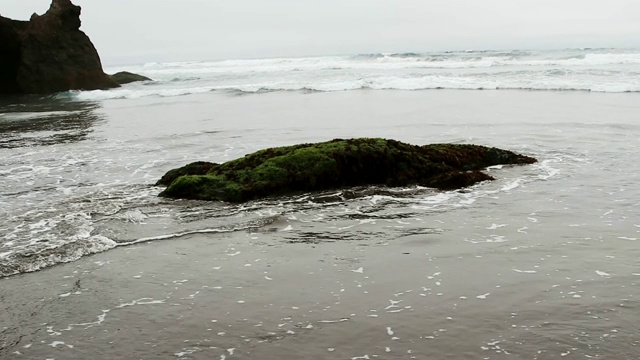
[109,71,152,85]
[157,138,537,203]
[0,0,119,95]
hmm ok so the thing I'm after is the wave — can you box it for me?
[72,86,218,100]
[107,50,640,77]
[71,80,640,100]
[0,235,118,278]
[0,110,82,121]
[73,86,640,101]
[356,52,424,59]
[348,52,640,69]
[0,183,286,279]
[0,218,285,278]
[90,49,640,100]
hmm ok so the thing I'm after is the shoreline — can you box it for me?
[2,87,639,359]
[2,199,638,359]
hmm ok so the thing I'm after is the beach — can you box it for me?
[1,88,639,359]
[3,192,638,359]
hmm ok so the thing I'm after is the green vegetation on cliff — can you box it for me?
[157,138,537,202]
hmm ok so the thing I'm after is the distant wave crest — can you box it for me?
[85,48,640,100]
[73,80,640,101]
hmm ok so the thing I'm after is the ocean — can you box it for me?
[84,48,639,99]
[1,48,639,359]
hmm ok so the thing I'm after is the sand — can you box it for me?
[2,89,639,359]
[3,201,638,359]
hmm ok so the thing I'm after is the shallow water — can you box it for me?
[1,89,639,359]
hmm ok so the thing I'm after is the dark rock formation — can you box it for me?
[156,161,218,187]
[109,71,152,85]
[0,0,119,95]
[157,138,537,203]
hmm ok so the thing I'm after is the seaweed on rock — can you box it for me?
[157,138,537,202]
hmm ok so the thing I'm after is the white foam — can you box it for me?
[1,111,80,121]
[175,348,199,358]
[318,318,349,323]
[419,193,454,204]
[74,85,217,101]
[1,235,118,278]
[512,269,537,274]
[501,179,522,191]
[110,51,640,75]
[78,50,640,101]
[126,227,237,245]
[117,298,165,308]
[537,160,561,180]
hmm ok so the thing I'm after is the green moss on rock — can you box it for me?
[157,138,537,202]
[155,161,217,186]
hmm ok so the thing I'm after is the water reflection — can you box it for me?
[0,95,103,148]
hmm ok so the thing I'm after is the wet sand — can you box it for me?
[2,201,638,360]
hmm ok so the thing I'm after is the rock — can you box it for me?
[0,0,119,95]
[109,71,152,85]
[156,161,218,187]
[157,138,537,203]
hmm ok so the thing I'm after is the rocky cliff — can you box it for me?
[0,0,119,95]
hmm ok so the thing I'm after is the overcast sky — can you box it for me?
[2,0,639,65]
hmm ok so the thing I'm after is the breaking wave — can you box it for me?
[71,48,640,100]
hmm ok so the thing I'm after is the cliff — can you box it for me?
[0,0,119,95]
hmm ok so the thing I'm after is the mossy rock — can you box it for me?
[156,161,217,186]
[157,138,537,202]
[109,71,151,85]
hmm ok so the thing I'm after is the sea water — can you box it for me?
[76,48,640,100]
[0,48,639,359]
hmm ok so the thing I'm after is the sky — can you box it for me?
[1,0,639,65]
